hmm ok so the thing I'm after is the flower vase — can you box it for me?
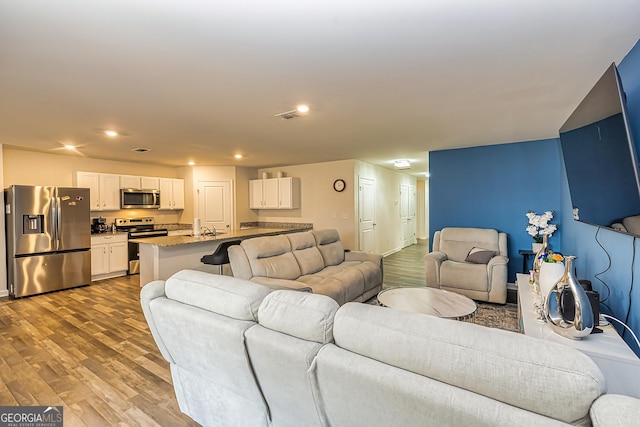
[544,256,594,339]
[533,234,548,274]
[538,261,565,300]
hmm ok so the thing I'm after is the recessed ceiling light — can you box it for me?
[188,161,195,166]
[296,104,310,113]
[104,130,118,137]
[64,144,75,150]
[234,154,242,159]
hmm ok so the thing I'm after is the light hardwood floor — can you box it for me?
[0,241,510,426]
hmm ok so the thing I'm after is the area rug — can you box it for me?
[366,297,520,333]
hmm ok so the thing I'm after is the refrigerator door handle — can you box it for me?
[55,197,62,250]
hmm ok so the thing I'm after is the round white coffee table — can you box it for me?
[377,287,477,321]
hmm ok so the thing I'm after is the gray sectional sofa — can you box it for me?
[228,229,382,305]
[141,269,640,427]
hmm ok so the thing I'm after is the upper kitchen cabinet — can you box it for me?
[249,177,300,209]
[159,178,185,210]
[119,175,160,190]
[140,177,159,190]
[76,172,120,211]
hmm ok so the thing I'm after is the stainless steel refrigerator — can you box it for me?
[5,185,91,297]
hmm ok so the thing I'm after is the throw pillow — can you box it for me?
[466,247,495,264]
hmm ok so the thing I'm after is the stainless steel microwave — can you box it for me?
[120,189,160,209]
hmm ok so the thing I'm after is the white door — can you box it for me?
[197,181,233,234]
[400,184,409,247]
[358,177,376,253]
[408,185,417,244]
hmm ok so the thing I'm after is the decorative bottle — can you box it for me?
[533,233,548,275]
[544,256,594,339]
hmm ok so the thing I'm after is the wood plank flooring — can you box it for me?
[0,276,199,427]
[0,241,515,426]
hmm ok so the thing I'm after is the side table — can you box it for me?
[516,273,640,398]
[518,249,536,274]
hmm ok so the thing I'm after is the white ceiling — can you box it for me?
[2,1,640,177]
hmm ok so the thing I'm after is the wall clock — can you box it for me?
[333,179,346,192]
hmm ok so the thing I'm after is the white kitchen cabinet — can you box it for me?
[159,178,185,210]
[140,177,159,190]
[91,234,128,280]
[249,177,300,209]
[119,175,159,190]
[76,172,120,211]
[120,175,141,189]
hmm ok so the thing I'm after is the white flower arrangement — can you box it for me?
[526,210,557,243]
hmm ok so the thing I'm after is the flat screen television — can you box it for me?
[559,63,640,237]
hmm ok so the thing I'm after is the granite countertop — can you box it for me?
[130,226,311,247]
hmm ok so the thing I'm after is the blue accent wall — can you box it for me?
[429,138,563,282]
[429,39,640,355]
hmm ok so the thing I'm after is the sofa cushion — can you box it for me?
[241,234,302,280]
[288,231,326,275]
[441,261,489,292]
[313,229,346,266]
[331,302,605,424]
[164,269,271,321]
[258,290,339,343]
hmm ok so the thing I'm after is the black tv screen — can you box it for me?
[559,63,640,236]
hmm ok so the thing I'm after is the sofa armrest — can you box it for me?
[424,251,447,287]
[228,245,253,280]
[487,255,508,268]
[590,394,640,426]
[345,251,382,266]
[140,280,175,364]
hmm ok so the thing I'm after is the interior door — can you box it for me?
[358,177,376,253]
[197,181,233,234]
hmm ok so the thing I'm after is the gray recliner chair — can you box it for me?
[424,227,508,304]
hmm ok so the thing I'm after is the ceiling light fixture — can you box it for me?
[64,144,75,150]
[275,104,310,120]
[104,130,118,137]
[234,154,243,159]
[188,161,195,166]
[393,159,411,169]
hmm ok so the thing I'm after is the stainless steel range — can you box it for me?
[115,217,168,274]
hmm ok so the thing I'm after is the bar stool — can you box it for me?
[200,240,242,275]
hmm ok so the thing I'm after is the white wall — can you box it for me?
[416,178,429,240]
[355,161,417,255]
[257,160,357,247]
[256,159,417,255]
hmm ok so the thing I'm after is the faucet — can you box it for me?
[202,225,217,237]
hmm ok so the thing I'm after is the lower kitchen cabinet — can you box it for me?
[91,234,128,280]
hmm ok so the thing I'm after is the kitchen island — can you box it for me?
[133,226,311,286]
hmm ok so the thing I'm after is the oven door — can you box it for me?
[127,229,168,274]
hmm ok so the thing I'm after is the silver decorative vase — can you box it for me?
[544,256,594,339]
[533,234,548,275]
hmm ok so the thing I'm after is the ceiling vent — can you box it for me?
[275,104,310,120]
[275,110,301,120]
